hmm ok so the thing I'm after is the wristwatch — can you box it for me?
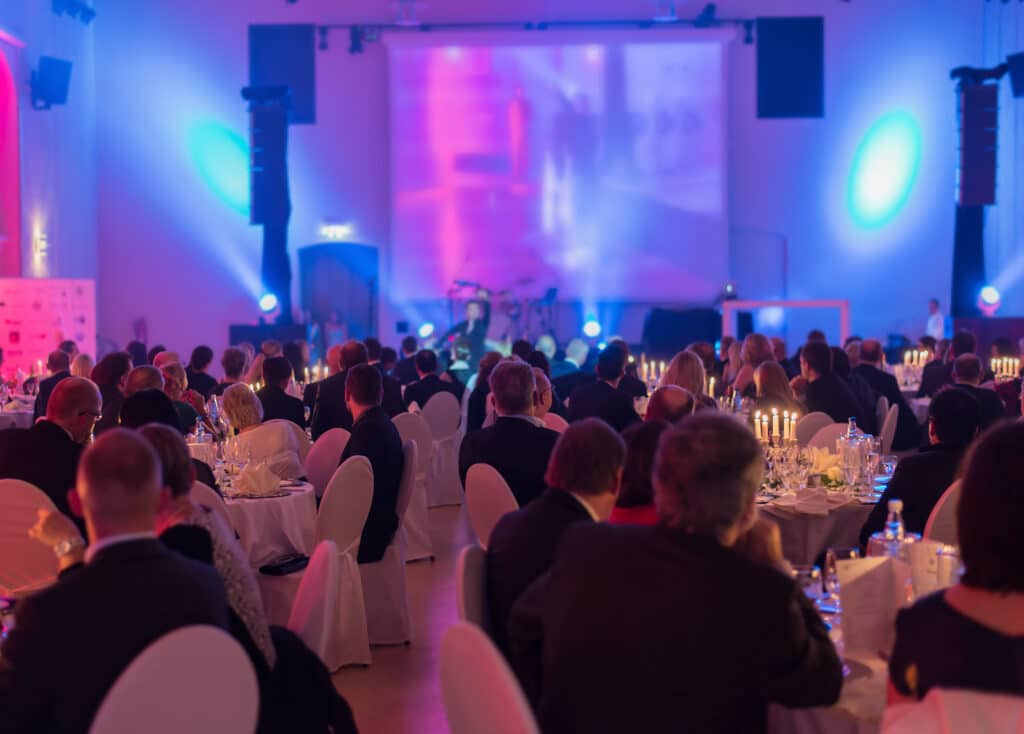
[53,537,85,559]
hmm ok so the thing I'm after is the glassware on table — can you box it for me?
[822,546,862,612]
[791,565,823,602]
[304,405,312,425]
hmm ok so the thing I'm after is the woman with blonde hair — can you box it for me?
[222,382,303,479]
[660,350,706,396]
[754,361,803,415]
[70,353,94,379]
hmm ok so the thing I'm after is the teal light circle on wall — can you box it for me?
[847,111,922,230]
[188,123,250,215]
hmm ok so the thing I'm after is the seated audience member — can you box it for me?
[551,338,592,393]
[718,335,736,374]
[687,341,718,380]
[460,361,560,506]
[282,341,307,387]
[440,341,470,403]
[403,349,460,410]
[380,346,398,375]
[918,330,979,398]
[508,413,842,731]
[510,339,533,360]
[853,339,921,451]
[211,346,247,397]
[859,387,980,547]
[754,361,803,415]
[308,341,362,440]
[845,339,862,368]
[0,377,100,517]
[567,344,641,433]
[124,364,164,396]
[487,419,625,652]
[609,339,647,399]
[339,364,405,564]
[185,345,218,399]
[534,334,557,362]
[795,341,867,426]
[723,340,743,384]
[70,353,94,379]
[660,350,707,397]
[119,389,218,491]
[532,369,565,432]
[90,351,133,434]
[366,338,405,417]
[645,385,695,423]
[608,420,669,527]
[33,350,71,421]
[126,340,148,367]
[257,356,306,428]
[58,340,79,361]
[889,422,1024,702]
[467,351,503,432]
[953,354,1006,430]
[832,347,878,435]
[525,349,550,376]
[151,351,181,370]
[146,344,167,366]
[160,362,201,434]
[731,333,775,398]
[0,429,229,733]
[392,336,420,386]
[222,383,304,480]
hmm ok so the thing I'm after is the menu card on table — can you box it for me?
[837,557,912,658]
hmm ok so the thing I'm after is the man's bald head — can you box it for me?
[340,340,369,371]
[151,351,181,370]
[859,339,884,365]
[646,385,694,424]
[125,365,165,396]
[46,377,102,443]
[75,428,163,540]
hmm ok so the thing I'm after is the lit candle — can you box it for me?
[754,411,762,440]
[904,350,911,366]
[772,408,779,440]
[783,411,790,441]
[761,414,769,441]
[304,366,310,383]
[991,358,998,376]
[36,359,43,375]
[708,377,716,397]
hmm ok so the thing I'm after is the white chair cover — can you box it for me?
[393,412,435,561]
[89,625,258,734]
[460,382,472,436]
[880,404,900,454]
[923,480,961,545]
[359,440,418,645]
[465,464,519,550]
[423,392,464,507]
[796,412,835,446]
[456,544,491,636]
[190,481,234,535]
[542,412,569,433]
[881,687,1024,734]
[303,428,350,498]
[876,396,890,435]
[266,418,312,464]
[440,622,540,734]
[808,423,849,451]
[287,540,341,669]
[0,479,58,596]
[258,456,373,668]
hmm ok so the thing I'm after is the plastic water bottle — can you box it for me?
[884,499,905,542]
[846,417,858,438]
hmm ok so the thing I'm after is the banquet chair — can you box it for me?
[543,412,569,433]
[876,396,890,434]
[465,463,519,550]
[0,415,16,431]
[89,625,258,734]
[460,382,472,436]
[393,412,435,562]
[303,428,350,498]
[359,440,418,645]
[879,404,900,454]
[923,480,961,546]
[422,391,464,507]
[266,418,312,464]
[258,456,373,668]
[807,423,848,451]
[0,479,59,597]
[440,622,540,734]
[795,412,834,446]
[287,540,340,668]
[881,687,1024,733]
[190,481,234,535]
[455,544,491,636]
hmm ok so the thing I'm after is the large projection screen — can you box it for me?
[388,31,729,307]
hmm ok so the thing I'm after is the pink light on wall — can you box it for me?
[0,49,20,277]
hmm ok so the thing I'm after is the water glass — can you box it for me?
[879,455,898,481]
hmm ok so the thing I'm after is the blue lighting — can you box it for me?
[582,319,602,338]
[258,293,279,313]
[980,286,1001,306]
[418,322,435,339]
[188,123,250,215]
[847,111,922,230]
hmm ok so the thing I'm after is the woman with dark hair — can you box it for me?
[90,351,133,435]
[889,422,1024,702]
[185,345,218,398]
[467,351,503,432]
[608,420,669,526]
[146,344,167,366]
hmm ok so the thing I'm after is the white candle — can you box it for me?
[771,409,779,440]
[708,377,716,397]
[904,350,912,366]
[761,414,769,441]
[754,411,762,440]
[304,366,310,383]
[783,411,790,441]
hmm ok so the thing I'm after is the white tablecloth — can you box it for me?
[0,409,33,429]
[909,398,930,425]
[225,482,316,567]
[768,653,887,734]
[763,500,875,566]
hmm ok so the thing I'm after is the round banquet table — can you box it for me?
[762,500,875,567]
[768,653,887,734]
[224,482,316,567]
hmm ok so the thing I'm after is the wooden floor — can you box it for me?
[333,506,473,734]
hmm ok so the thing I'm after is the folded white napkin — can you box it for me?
[235,463,280,496]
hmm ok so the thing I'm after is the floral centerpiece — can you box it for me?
[808,447,846,489]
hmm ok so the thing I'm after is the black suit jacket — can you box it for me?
[95,383,124,435]
[566,380,641,433]
[853,364,921,450]
[33,371,70,422]
[459,417,560,506]
[956,384,1007,431]
[466,384,490,433]
[0,539,229,734]
[0,420,83,517]
[859,443,966,547]
[393,356,419,386]
[551,369,594,405]
[185,368,218,399]
[257,385,307,428]
[486,489,592,652]
[918,360,951,398]
[618,373,648,399]
[340,407,405,564]
[372,363,406,418]
[509,524,842,733]
[804,373,867,426]
[403,373,459,410]
[306,371,352,441]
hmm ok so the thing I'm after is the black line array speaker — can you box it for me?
[957,84,998,207]
[1007,52,1024,99]
[30,56,73,110]
[756,17,824,119]
[249,24,316,124]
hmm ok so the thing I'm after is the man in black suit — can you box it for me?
[0,377,100,518]
[507,413,842,732]
[853,340,921,450]
[307,343,358,440]
[459,360,560,506]
[486,419,625,652]
[185,345,218,399]
[392,336,420,386]
[403,350,459,410]
[32,350,71,422]
[918,330,991,398]
[550,338,591,394]
[566,344,641,432]
[860,387,980,546]
[0,429,229,734]
[365,337,406,418]
[340,364,405,564]
[952,353,1007,430]
[796,341,867,426]
[257,356,307,427]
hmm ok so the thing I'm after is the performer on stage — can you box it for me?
[440,289,491,369]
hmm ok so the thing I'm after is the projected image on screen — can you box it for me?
[389,40,726,303]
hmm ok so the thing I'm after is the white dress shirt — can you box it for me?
[926,312,945,341]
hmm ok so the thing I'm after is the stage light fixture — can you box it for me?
[583,319,602,338]
[259,293,280,313]
[349,27,365,54]
[980,286,1001,306]
[418,322,435,339]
